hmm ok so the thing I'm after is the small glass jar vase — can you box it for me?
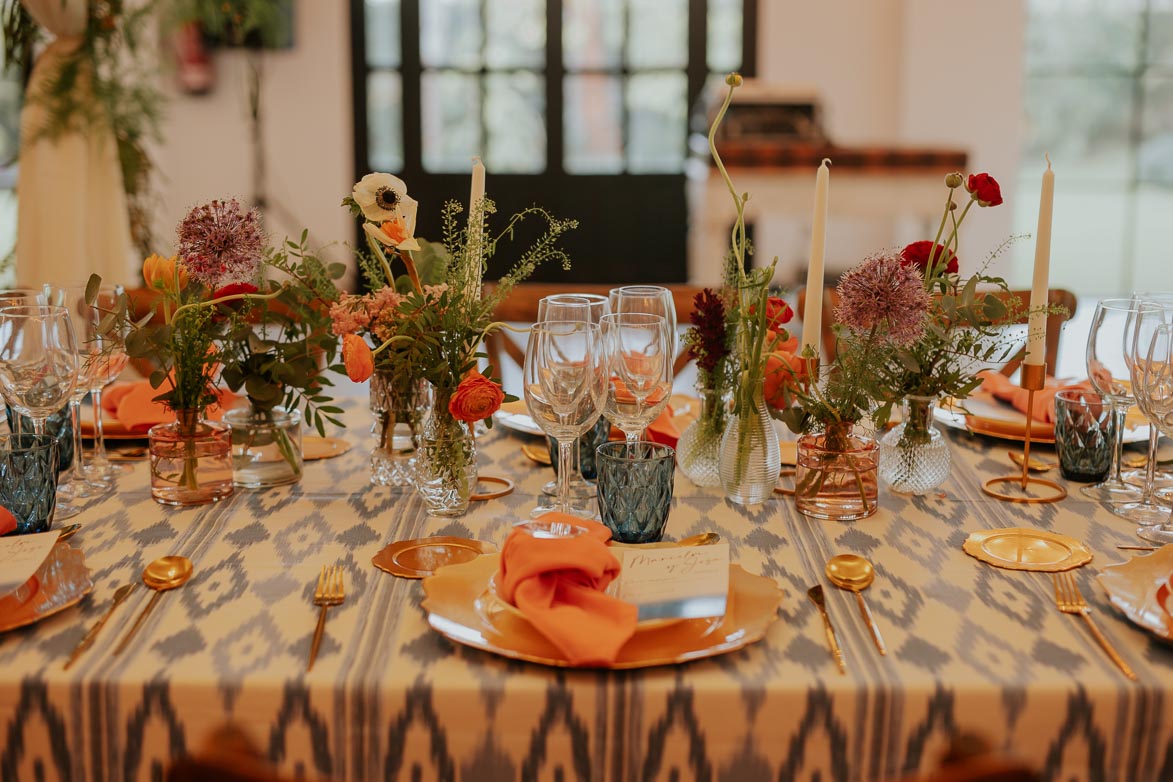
[879,394,951,495]
[795,424,879,521]
[369,371,426,488]
[224,403,303,489]
[678,389,726,487]
[719,387,781,505]
[414,388,477,517]
[149,409,234,506]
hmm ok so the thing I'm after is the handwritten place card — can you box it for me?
[0,532,59,598]
[610,543,730,621]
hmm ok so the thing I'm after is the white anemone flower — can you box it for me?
[352,173,416,223]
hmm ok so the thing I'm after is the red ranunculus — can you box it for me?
[901,241,959,275]
[765,297,793,330]
[448,370,505,423]
[211,282,259,300]
[966,173,1003,207]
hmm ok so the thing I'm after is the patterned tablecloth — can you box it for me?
[2,390,1172,782]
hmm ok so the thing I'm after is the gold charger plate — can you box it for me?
[962,527,1092,572]
[1098,544,1173,643]
[422,553,782,669]
[372,536,498,579]
[304,436,352,461]
[0,543,94,633]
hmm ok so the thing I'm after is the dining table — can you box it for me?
[1,382,1172,782]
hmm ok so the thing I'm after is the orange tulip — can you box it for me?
[342,334,375,383]
[142,254,188,293]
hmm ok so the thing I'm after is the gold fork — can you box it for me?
[1052,572,1137,681]
[308,565,345,672]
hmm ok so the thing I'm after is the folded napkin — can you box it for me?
[978,371,1094,424]
[102,380,237,433]
[497,514,639,666]
[0,507,15,537]
[608,405,680,448]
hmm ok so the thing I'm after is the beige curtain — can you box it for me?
[16,0,134,288]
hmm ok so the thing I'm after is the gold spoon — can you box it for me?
[1008,451,1057,472]
[64,583,136,669]
[678,532,720,547]
[825,554,887,656]
[56,523,81,542]
[113,556,193,656]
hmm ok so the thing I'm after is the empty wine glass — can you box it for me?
[1129,322,1173,544]
[523,321,605,517]
[0,305,81,520]
[600,313,673,443]
[609,285,677,357]
[1083,298,1151,503]
[82,286,132,479]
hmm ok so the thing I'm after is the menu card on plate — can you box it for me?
[0,532,58,597]
[609,543,730,621]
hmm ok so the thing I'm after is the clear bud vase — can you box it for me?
[413,386,478,517]
[719,387,781,505]
[224,403,303,489]
[369,371,426,488]
[879,394,950,495]
[678,389,726,487]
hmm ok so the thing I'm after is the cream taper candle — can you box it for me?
[801,158,831,355]
[1025,155,1054,367]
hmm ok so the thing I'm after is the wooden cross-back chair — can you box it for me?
[796,286,1077,377]
[482,282,708,377]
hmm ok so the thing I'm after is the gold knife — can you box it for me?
[807,585,846,675]
[64,583,136,670]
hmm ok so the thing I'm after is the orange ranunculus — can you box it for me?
[342,334,374,383]
[142,254,188,293]
[763,335,806,410]
[448,370,505,423]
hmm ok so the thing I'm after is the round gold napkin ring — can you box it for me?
[471,475,515,501]
[774,469,796,496]
[981,475,1067,504]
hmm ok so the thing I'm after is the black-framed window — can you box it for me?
[351,0,756,283]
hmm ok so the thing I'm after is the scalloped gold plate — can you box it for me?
[962,527,1092,572]
[1098,545,1173,643]
[0,543,93,633]
[372,536,497,579]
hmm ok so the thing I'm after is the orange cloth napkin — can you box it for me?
[0,507,15,536]
[978,371,1094,424]
[497,514,639,666]
[102,380,237,433]
[608,406,680,448]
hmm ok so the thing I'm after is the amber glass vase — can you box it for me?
[149,409,234,506]
[795,423,879,521]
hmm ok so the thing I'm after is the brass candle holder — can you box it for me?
[981,363,1067,504]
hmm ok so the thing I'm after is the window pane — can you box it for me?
[626,72,686,173]
[707,0,742,72]
[1026,0,1143,71]
[421,0,482,69]
[1148,0,1173,65]
[364,0,400,68]
[565,75,622,173]
[1134,185,1173,292]
[1141,73,1173,185]
[486,0,545,69]
[1023,75,1134,183]
[564,0,623,70]
[422,71,480,173]
[486,72,546,173]
[367,71,403,172]
[627,0,688,69]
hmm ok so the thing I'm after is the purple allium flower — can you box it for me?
[835,251,930,346]
[176,198,265,288]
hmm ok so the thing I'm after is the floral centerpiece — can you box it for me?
[331,172,577,515]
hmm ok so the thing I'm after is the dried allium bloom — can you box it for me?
[176,198,265,288]
[835,251,930,346]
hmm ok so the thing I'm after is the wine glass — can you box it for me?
[0,305,81,520]
[535,295,611,511]
[523,321,605,517]
[609,285,677,357]
[1129,322,1173,544]
[0,289,45,435]
[600,313,673,443]
[1083,298,1151,502]
[81,286,132,479]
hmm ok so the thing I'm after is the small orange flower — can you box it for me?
[448,370,505,423]
[380,218,410,246]
[763,335,806,410]
[142,254,188,293]
[342,334,375,383]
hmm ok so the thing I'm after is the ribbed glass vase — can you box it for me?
[718,388,781,505]
[879,394,950,495]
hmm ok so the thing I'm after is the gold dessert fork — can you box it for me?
[308,565,345,672]
[1052,571,1136,681]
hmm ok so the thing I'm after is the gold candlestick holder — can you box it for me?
[981,363,1067,504]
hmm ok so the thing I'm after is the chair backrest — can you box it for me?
[796,286,1077,375]
[482,282,708,376]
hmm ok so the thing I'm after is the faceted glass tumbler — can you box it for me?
[0,433,59,533]
[595,441,675,543]
[1054,389,1115,482]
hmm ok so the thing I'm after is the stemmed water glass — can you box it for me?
[0,305,81,519]
[609,285,677,357]
[81,286,132,479]
[523,321,606,517]
[1083,298,1151,503]
[600,312,673,443]
[1128,322,1173,544]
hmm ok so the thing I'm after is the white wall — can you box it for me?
[150,0,354,284]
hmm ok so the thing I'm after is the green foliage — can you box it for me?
[168,0,289,46]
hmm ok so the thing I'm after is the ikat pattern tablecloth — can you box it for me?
[1,394,1172,781]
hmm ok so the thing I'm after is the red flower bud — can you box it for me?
[966,172,1003,207]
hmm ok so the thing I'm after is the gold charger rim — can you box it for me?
[0,542,93,633]
[421,553,783,669]
[961,527,1092,572]
[1097,544,1173,642]
[372,536,498,579]
[303,435,352,461]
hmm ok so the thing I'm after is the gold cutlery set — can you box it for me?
[1051,571,1137,681]
[807,554,888,674]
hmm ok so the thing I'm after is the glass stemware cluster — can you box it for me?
[1123,297,1173,544]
